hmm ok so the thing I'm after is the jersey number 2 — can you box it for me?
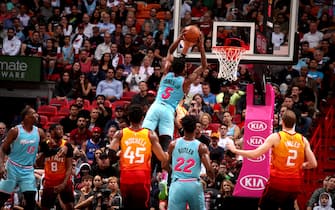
[174,157,195,173]
[286,149,297,166]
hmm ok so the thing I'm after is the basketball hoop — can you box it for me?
[212,46,246,81]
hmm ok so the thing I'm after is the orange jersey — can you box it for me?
[269,131,305,191]
[120,128,152,172]
[44,139,68,186]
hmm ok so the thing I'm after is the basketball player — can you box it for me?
[109,104,168,210]
[142,31,207,197]
[165,115,214,210]
[226,109,317,210]
[39,124,74,210]
[0,106,45,209]
[142,31,207,151]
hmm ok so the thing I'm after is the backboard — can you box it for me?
[173,0,299,64]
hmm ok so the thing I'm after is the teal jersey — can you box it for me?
[172,138,201,180]
[8,125,40,166]
[156,72,185,110]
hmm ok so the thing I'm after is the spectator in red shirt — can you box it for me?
[191,0,208,18]
[70,116,92,149]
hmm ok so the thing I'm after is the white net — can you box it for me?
[212,46,246,81]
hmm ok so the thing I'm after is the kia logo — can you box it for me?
[247,121,267,131]
[240,175,268,190]
[247,154,266,163]
[247,136,265,146]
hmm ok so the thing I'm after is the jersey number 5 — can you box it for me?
[124,147,145,164]
[174,157,196,173]
[161,87,174,99]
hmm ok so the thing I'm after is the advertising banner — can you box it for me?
[0,55,42,82]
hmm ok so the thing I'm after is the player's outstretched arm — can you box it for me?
[163,30,186,75]
[199,143,215,182]
[183,33,207,92]
[150,130,168,163]
[302,137,317,169]
[226,133,278,159]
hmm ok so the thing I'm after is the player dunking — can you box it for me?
[0,106,45,209]
[226,109,317,210]
[143,32,207,151]
[142,31,207,196]
[109,104,168,210]
[165,115,214,210]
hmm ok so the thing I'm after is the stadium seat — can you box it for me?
[57,107,70,117]
[233,114,242,124]
[136,1,146,11]
[37,105,57,118]
[146,3,161,10]
[111,100,130,109]
[49,98,69,109]
[49,115,65,124]
[121,91,137,101]
[135,18,145,33]
[91,100,112,109]
[136,10,150,19]
[39,115,49,129]
[209,123,220,133]
[84,99,91,110]
[156,11,165,19]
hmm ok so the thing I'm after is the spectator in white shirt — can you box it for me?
[98,12,116,35]
[272,23,285,50]
[126,65,147,92]
[139,56,154,77]
[302,21,324,49]
[2,28,21,56]
[218,123,234,150]
[76,13,94,38]
[17,5,30,27]
[94,31,112,61]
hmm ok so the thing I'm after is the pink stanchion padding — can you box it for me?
[233,84,275,197]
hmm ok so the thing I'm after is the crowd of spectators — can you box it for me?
[0,0,335,209]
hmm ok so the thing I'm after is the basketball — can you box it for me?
[184,25,201,43]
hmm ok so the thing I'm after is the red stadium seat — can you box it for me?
[37,105,57,118]
[39,115,49,130]
[91,100,112,109]
[121,91,137,101]
[49,115,65,124]
[49,98,69,109]
[209,123,220,133]
[57,107,70,117]
[111,100,130,109]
